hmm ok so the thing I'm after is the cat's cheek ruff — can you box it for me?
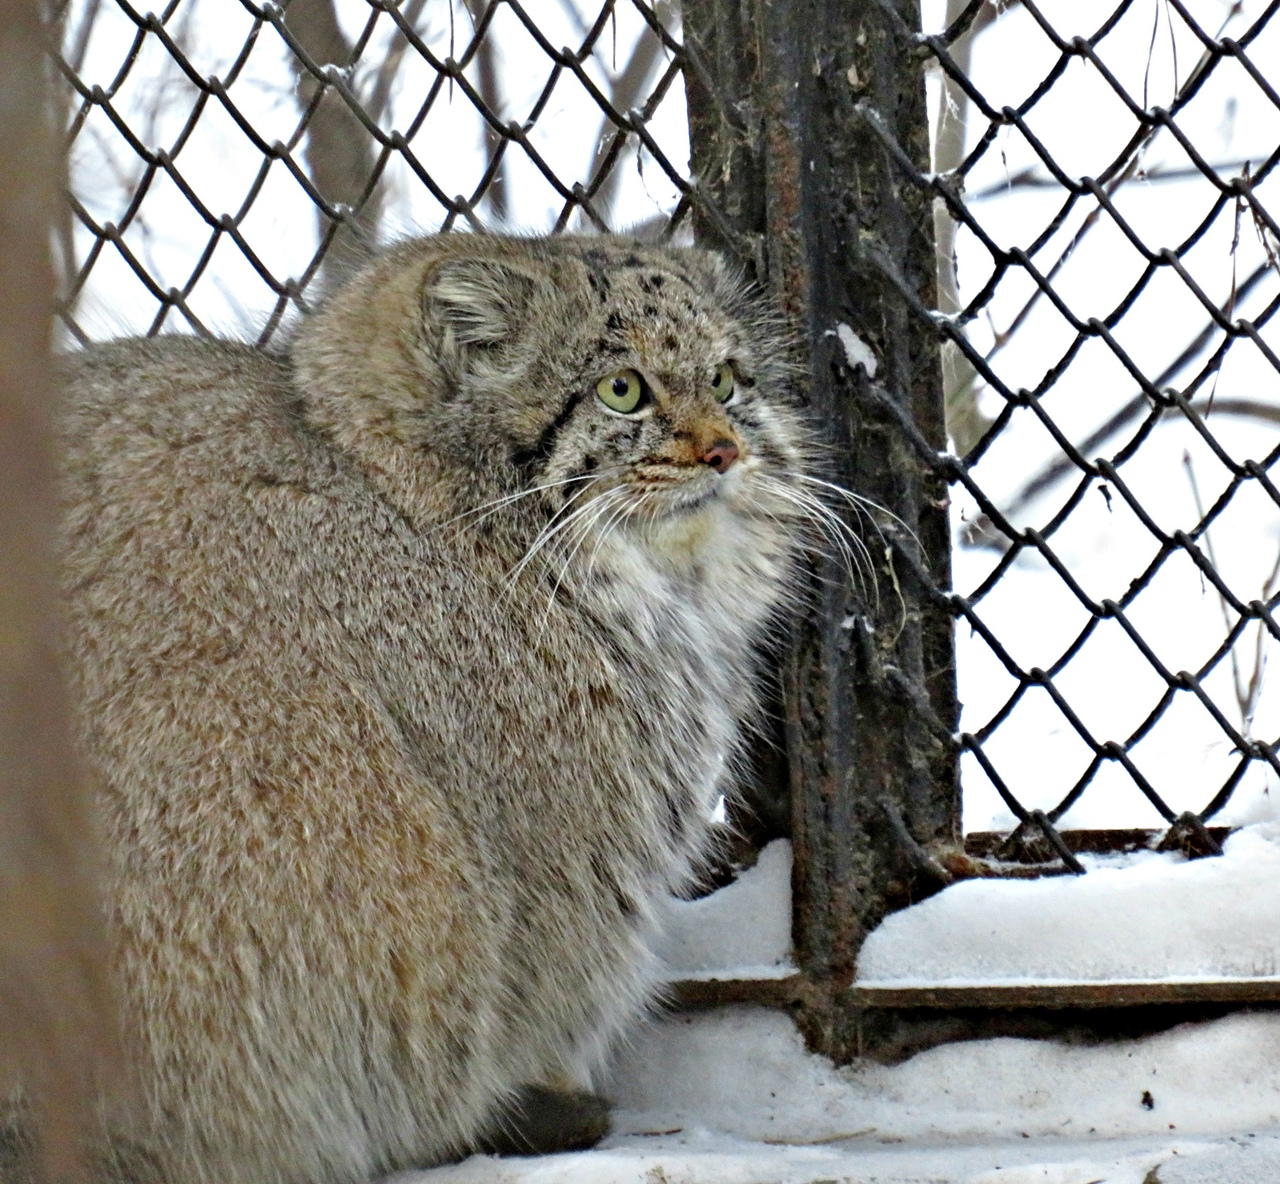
[585,502,795,676]
[735,397,809,472]
[536,403,645,492]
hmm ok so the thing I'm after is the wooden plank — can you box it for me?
[851,979,1280,1009]
[669,976,1280,1012]
[667,976,806,1012]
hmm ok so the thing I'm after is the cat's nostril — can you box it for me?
[700,440,740,473]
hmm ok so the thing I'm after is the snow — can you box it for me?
[656,840,794,981]
[400,1007,1280,1184]
[829,323,879,378]
[857,823,1280,986]
[398,1133,1215,1184]
[662,826,1280,990]
[606,1008,1280,1146]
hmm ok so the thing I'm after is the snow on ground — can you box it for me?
[402,1007,1280,1183]
[396,829,1280,1183]
[655,839,795,981]
[859,823,1280,985]
[606,1007,1280,1147]
[401,1132,1258,1184]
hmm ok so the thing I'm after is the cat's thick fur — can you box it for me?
[58,234,809,1183]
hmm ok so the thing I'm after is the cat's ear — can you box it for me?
[425,257,538,348]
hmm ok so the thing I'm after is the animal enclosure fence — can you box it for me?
[54,0,1280,1058]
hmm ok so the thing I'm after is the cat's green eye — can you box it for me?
[710,362,736,403]
[596,369,645,414]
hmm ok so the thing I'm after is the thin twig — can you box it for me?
[981,2,1244,373]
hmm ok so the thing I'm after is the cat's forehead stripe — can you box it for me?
[586,268,737,356]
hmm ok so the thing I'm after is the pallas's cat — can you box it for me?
[59,235,811,1182]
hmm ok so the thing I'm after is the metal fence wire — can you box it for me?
[52,0,1280,876]
[53,0,693,342]
[915,0,1280,866]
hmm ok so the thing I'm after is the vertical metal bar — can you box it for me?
[684,0,959,1062]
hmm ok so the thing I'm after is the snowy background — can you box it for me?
[931,0,1280,834]
[58,0,688,339]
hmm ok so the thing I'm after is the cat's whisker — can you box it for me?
[761,476,913,632]
[786,477,881,545]
[537,487,631,624]
[578,488,646,590]
[529,487,638,641]
[566,491,662,630]
[754,476,878,606]
[532,509,622,641]
[431,474,600,536]
[791,472,923,552]
[761,477,878,575]
[773,493,879,611]
[503,486,630,616]
[793,499,877,605]
[500,482,612,598]
[783,483,906,609]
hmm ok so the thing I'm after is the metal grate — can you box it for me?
[51,0,1280,871]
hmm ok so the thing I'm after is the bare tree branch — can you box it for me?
[460,0,507,225]
[284,0,382,271]
[932,0,1004,455]
[49,0,96,334]
[584,15,667,229]
[361,0,428,129]
[974,3,1245,399]
[62,0,99,75]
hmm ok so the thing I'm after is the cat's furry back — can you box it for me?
[59,234,810,1183]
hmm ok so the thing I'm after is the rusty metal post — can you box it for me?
[684,0,959,1061]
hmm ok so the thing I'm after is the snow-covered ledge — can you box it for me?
[656,839,796,982]
[654,822,1280,998]
[857,822,1280,988]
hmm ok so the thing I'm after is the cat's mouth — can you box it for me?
[623,467,747,520]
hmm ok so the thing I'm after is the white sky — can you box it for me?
[62,0,1280,834]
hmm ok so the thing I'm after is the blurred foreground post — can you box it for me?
[684,0,959,1060]
[0,0,114,1177]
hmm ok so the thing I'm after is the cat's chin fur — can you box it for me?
[59,233,811,1184]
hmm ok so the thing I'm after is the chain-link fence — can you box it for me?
[919,0,1280,865]
[53,0,692,343]
[53,0,1280,1039]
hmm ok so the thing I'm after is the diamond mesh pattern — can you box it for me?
[870,0,1280,855]
[53,0,692,344]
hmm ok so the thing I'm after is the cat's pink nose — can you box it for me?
[700,440,740,473]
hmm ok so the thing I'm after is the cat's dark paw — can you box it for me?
[476,1083,611,1157]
